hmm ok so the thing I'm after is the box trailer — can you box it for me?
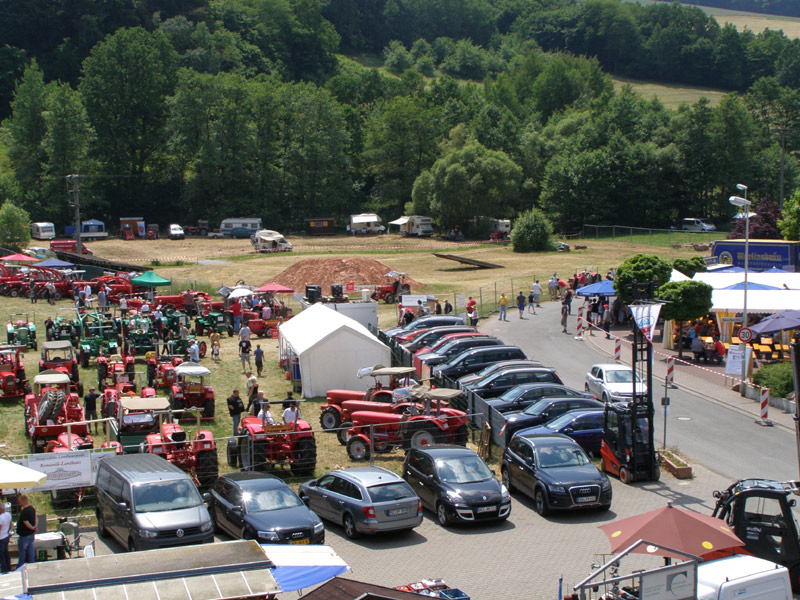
[30,222,56,240]
[711,239,800,271]
[305,217,337,235]
[79,219,108,241]
[389,215,435,237]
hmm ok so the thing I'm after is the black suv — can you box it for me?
[418,337,503,369]
[463,367,563,399]
[501,433,612,515]
[385,315,465,339]
[486,383,594,414]
[432,346,529,382]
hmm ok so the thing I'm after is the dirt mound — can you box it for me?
[271,257,420,292]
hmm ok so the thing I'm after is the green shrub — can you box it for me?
[383,41,413,75]
[511,208,554,252]
[753,362,794,398]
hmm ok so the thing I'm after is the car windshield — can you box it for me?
[133,481,203,512]
[436,456,493,484]
[606,369,639,383]
[368,481,416,503]
[542,412,581,430]
[522,400,555,416]
[243,488,303,513]
[537,444,590,468]
[498,387,528,402]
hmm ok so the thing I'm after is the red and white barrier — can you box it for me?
[614,338,621,362]
[666,356,675,388]
[756,387,774,426]
[574,306,585,341]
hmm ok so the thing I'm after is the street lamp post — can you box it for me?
[730,190,751,396]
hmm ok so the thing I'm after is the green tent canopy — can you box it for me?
[131,271,171,287]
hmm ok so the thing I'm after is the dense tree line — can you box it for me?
[1,0,799,236]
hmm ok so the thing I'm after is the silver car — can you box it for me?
[585,363,647,402]
[299,466,423,539]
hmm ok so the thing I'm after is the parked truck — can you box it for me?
[710,239,800,271]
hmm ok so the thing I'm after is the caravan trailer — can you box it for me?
[31,222,56,240]
[213,218,263,239]
[389,216,435,237]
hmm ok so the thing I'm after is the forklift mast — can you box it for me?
[629,316,658,481]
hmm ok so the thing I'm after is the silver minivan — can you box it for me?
[95,454,214,551]
[681,218,716,232]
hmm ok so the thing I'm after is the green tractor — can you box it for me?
[6,313,37,351]
[46,308,81,345]
[161,307,192,337]
[76,311,122,368]
[122,314,158,358]
[194,310,233,337]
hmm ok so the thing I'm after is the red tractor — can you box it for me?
[88,275,135,300]
[170,362,215,418]
[39,341,83,397]
[24,371,88,452]
[146,344,184,389]
[345,387,468,461]
[143,410,218,490]
[0,345,30,398]
[321,365,417,430]
[371,271,410,304]
[97,353,135,390]
[230,406,316,477]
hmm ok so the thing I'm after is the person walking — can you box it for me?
[602,304,612,339]
[238,323,251,342]
[28,279,37,304]
[84,386,100,434]
[548,275,559,301]
[561,302,569,334]
[211,340,220,362]
[239,338,252,372]
[468,306,479,327]
[527,290,536,315]
[119,296,128,317]
[245,371,258,413]
[516,292,526,319]
[0,502,11,574]
[443,299,452,315]
[532,280,542,307]
[16,494,36,569]
[189,339,200,363]
[254,344,264,377]
[230,301,242,333]
[498,293,508,321]
[563,288,573,315]
[227,389,245,436]
[45,281,56,305]
[435,299,442,315]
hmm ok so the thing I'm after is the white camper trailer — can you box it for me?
[389,215,435,237]
[349,213,385,234]
[252,229,292,252]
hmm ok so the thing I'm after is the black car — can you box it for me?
[384,315,465,339]
[432,347,531,382]
[501,433,612,515]
[463,367,563,399]
[500,397,604,442]
[516,409,605,456]
[209,472,325,544]
[456,359,541,389]
[486,383,595,414]
[402,326,477,353]
[418,337,503,368]
[403,445,511,527]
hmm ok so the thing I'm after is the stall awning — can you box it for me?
[710,289,800,313]
[389,216,411,226]
[262,544,349,592]
[130,271,171,287]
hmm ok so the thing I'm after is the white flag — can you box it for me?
[629,303,662,343]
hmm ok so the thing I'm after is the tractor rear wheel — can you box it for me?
[125,361,134,376]
[81,350,89,369]
[195,322,203,336]
[404,421,446,450]
[147,363,156,388]
[9,289,18,298]
[453,425,469,446]
[195,450,218,491]
[291,438,317,476]
[71,363,79,382]
[347,437,370,462]
[203,397,215,418]
[171,394,183,411]
[383,292,395,304]
[227,326,234,337]
[320,407,341,430]
[337,423,352,446]
[252,440,267,472]
[77,380,84,397]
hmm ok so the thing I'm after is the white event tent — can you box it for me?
[278,303,390,398]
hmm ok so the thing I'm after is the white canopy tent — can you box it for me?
[670,269,690,282]
[693,271,800,290]
[278,303,390,398]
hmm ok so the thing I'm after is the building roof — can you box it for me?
[299,577,423,600]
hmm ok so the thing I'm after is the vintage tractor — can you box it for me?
[170,362,215,418]
[710,479,800,592]
[6,313,37,350]
[161,307,191,337]
[122,314,158,357]
[321,366,417,430]
[371,271,411,304]
[87,275,135,300]
[194,309,233,337]
[146,345,184,389]
[39,340,83,396]
[0,345,30,398]
[76,311,122,367]
[97,353,136,390]
[105,395,170,453]
[142,409,218,491]
[230,403,316,477]
[345,387,468,461]
[46,309,81,344]
[24,371,88,452]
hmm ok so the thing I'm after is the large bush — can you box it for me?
[753,362,794,398]
[0,201,31,251]
[672,256,707,278]
[511,208,554,252]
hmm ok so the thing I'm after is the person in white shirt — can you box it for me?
[0,502,11,574]
[238,324,251,342]
[282,401,300,424]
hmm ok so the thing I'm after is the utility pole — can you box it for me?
[67,174,82,255]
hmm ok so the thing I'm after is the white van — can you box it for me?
[217,218,263,237]
[697,555,791,599]
[252,229,292,252]
[682,218,716,232]
[168,224,185,240]
[350,213,384,234]
[31,222,56,240]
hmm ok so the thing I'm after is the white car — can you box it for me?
[168,224,185,240]
[585,363,647,402]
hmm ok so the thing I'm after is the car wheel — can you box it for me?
[584,383,590,392]
[619,466,632,485]
[534,488,551,516]
[128,537,138,552]
[97,512,108,538]
[343,514,360,540]
[320,407,341,430]
[436,502,450,527]
[501,466,512,492]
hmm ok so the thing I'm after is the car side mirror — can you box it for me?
[563,427,574,434]
[525,457,534,467]
[202,492,211,503]
[118,501,129,511]
[427,472,435,480]
[540,412,549,420]
[791,499,797,508]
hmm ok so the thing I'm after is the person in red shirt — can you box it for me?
[230,300,242,333]
[466,296,476,312]
[714,337,726,364]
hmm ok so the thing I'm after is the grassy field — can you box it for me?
[610,75,729,108]
[0,236,711,522]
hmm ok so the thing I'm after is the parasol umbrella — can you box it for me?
[0,459,47,489]
[255,282,294,294]
[749,309,800,335]
[228,287,254,299]
[575,279,616,297]
[598,502,743,559]
[0,253,37,262]
[722,281,780,291]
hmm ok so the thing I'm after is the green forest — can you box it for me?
[1,0,799,235]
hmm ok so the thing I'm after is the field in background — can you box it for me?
[611,75,728,108]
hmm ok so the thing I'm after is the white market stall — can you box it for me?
[693,271,800,290]
[278,303,390,398]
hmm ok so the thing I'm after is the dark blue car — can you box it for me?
[486,383,594,414]
[500,397,604,443]
[514,409,605,456]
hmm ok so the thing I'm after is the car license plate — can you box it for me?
[388,508,408,516]
[476,506,496,513]
[289,538,310,545]
[576,496,597,503]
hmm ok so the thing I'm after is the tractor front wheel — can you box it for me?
[320,407,341,430]
[147,363,156,388]
[347,437,370,461]
[291,438,317,476]
[80,350,89,369]
[195,322,203,336]
[383,292,395,304]
[337,423,352,446]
